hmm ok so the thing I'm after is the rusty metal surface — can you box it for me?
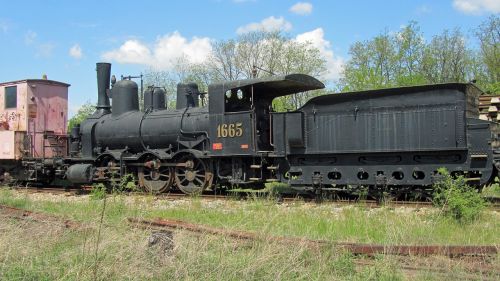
[337,244,498,256]
[129,217,498,257]
[0,204,81,229]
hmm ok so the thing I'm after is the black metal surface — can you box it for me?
[95,62,111,114]
[152,87,166,110]
[144,87,167,111]
[111,79,139,116]
[66,164,94,184]
[298,87,467,153]
[176,83,200,109]
[143,87,154,111]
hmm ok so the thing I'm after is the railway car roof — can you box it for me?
[0,79,70,87]
[211,74,325,99]
[302,82,483,107]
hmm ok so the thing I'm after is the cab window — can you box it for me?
[224,87,252,112]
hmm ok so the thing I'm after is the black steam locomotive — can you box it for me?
[20,63,500,196]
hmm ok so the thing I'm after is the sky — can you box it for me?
[0,0,498,116]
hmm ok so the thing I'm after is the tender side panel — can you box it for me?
[273,88,468,155]
[307,104,463,153]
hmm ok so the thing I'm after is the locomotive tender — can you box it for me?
[5,62,499,196]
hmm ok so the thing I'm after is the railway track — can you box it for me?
[6,185,500,210]
[8,186,90,196]
[129,217,499,256]
[1,203,498,259]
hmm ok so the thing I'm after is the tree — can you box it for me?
[393,21,426,85]
[421,28,470,83]
[67,101,95,130]
[339,33,396,91]
[209,39,242,81]
[474,15,500,93]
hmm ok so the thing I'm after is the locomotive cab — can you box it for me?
[208,75,325,156]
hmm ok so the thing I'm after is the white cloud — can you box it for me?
[69,44,83,59]
[102,31,212,70]
[103,39,152,64]
[24,30,37,45]
[453,0,500,14]
[36,43,55,58]
[236,16,292,34]
[289,2,313,15]
[295,28,344,81]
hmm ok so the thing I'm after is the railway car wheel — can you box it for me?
[138,159,174,194]
[174,155,212,194]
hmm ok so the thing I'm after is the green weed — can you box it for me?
[482,178,500,198]
[432,168,487,223]
[89,183,107,200]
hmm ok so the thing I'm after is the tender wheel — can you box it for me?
[174,155,212,194]
[138,159,174,193]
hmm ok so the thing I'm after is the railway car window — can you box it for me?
[5,86,17,109]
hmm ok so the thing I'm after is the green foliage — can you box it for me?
[432,168,486,223]
[340,16,499,93]
[482,177,500,198]
[0,188,30,209]
[89,183,107,200]
[474,15,499,93]
[264,181,294,194]
[117,173,137,193]
[67,101,95,131]
[340,21,429,91]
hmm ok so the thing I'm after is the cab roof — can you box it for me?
[209,74,325,100]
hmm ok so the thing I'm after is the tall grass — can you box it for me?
[0,188,498,280]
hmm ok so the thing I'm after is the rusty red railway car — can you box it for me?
[0,77,69,180]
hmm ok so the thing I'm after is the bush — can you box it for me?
[116,173,137,193]
[90,183,107,200]
[432,168,486,223]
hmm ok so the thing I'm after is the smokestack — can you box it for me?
[96,62,111,114]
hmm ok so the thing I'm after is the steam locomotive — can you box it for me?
[8,63,500,196]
